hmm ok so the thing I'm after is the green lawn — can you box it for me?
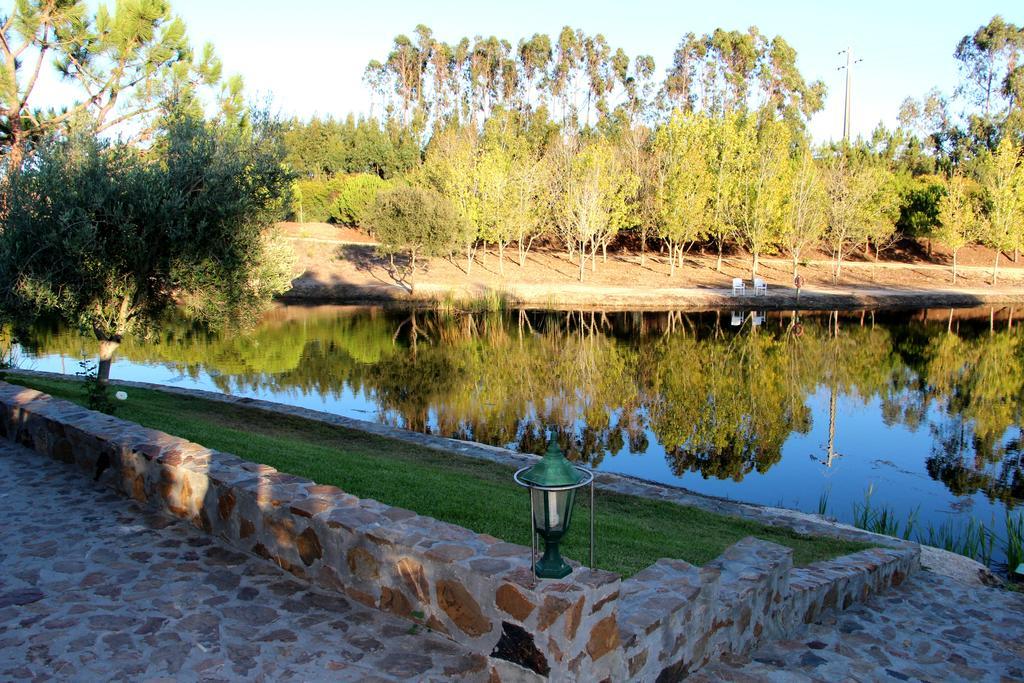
[7,374,873,577]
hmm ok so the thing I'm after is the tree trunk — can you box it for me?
[716,242,723,273]
[498,243,505,275]
[792,252,799,276]
[993,250,1000,286]
[410,250,417,294]
[640,229,647,266]
[669,244,676,277]
[466,246,474,275]
[579,246,585,282]
[96,340,120,385]
[751,251,758,279]
[952,249,958,283]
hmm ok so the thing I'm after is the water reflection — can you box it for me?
[13,305,1024,545]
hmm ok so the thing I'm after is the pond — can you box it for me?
[12,304,1024,568]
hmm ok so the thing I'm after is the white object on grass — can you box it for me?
[115,391,128,401]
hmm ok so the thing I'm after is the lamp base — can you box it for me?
[534,541,572,579]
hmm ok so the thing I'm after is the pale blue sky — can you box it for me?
[32,0,1024,142]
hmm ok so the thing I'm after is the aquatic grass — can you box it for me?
[1006,511,1024,574]
[6,374,874,577]
[851,485,914,539]
[432,288,510,314]
[817,486,831,517]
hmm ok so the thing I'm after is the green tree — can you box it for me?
[735,115,791,277]
[707,113,746,272]
[823,156,899,280]
[0,0,226,168]
[981,136,1024,284]
[366,185,468,294]
[782,144,827,275]
[422,126,480,273]
[935,175,982,282]
[0,113,295,382]
[653,111,714,276]
[554,138,636,281]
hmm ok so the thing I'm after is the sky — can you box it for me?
[28,0,1024,142]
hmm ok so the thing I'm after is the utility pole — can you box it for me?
[837,47,862,141]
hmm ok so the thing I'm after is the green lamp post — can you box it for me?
[514,434,595,579]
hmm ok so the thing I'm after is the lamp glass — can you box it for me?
[531,487,575,535]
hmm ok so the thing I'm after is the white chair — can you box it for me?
[732,278,746,296]
[753,277,767,295]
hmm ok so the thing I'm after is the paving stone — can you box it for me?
[0,441,487,682]
[699,569,1024,682]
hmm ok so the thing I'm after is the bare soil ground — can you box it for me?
[278,223,1024,309]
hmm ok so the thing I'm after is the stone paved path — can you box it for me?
[0,441,487,682]
[692,570,1024,682]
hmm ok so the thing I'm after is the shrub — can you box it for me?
[334,173,389,226]
[366,186,469,293]
[292,173,390,226]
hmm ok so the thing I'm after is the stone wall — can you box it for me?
[0,380,920,681]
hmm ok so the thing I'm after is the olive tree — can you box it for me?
[0,114,295,382]
[366,185,469,294]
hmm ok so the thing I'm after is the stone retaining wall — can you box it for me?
[0,380,920,681]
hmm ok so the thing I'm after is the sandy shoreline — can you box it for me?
[282,276,1024,310]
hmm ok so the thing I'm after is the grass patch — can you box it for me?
[8,374,874,577]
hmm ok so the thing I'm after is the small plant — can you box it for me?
[1006,512,1024,577]
[76,359,117,415]
[902,507,920,541]
[816,486,831,517]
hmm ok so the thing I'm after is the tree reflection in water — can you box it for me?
[15,305,1024,509]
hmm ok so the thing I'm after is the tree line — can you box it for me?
[282,17,1024,285]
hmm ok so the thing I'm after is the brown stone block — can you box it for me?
[288,498,333,518]
[296,527,322,566]
[537,595,571,631]
[437,579,492,637]
[426,615,450,636]
[346,586,377,608]
[380,586,413,618]
[590,590,619,615]
[586,615,620,661]
[628,649,648,678]
[217,490,235,521]
[239,518,255,539]
[496,583,534,621]
[564,597,585,640]
[346,547,380,580]
[396,557,429,603]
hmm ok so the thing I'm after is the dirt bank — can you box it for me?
[280,223,1024,309]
